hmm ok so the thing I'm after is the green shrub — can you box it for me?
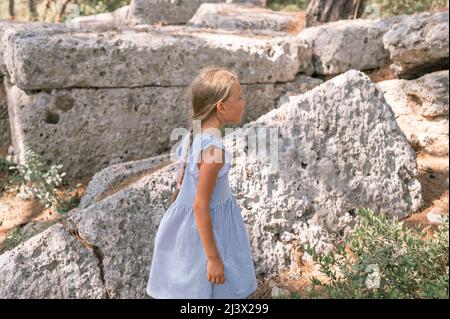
[7,147,80,214]
[266,0,308,11]
[266,0,448,15]
[363,0,449,17]
[76,0,130,17]
[2,220,62,253]
[306,208,449,299]
[4,226,26,250]
[0,156,12,173]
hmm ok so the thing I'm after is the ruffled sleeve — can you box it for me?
[189,133,231,179]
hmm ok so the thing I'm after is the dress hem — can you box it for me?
[146,283,257,300]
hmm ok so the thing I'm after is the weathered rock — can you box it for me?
[79,153,173,209]
[0,21,30,75]
[0,70,422,298]
[0,21,68,76]
[383,11,449,79]
[271,286,291,298]
[64,164,177,298]
[3,79,191,180]
[127,0,225,26]
[0,224,107,298]
[226,70,422,273]
[188,3,304,33]
[0,158,177,298]
[427,208,446,225]
[68,1,267,28]
[230,74,322,126]
[1,23,311,90]
[376,70,449,156]
[5,73,320,180]
[401,70,449,118]
[69,5,130,28]
[297,15,403,75]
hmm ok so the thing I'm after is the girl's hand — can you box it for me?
[207,256,225,285]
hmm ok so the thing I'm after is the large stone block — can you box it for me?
[377,70,449,156]
[69,5,130,29]
[4,74,320,180]
[126,0,224,26]
[0,224,107,298]
[1,23,312,90]
[230,74,322,126]
[4,79,190,180]
[188,3,304,33]
[297,15,403,75]
[69,1,268,28]
[383,11,449,79]
[1,21,68,76]
[79,153,173,209]
[226,70,422,273]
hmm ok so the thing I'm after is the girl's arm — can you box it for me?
[193,145,225,261]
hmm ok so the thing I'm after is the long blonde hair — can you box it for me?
[171,66,238,204]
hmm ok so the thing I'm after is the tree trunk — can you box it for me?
[43,0,53,22]
[9,0,15,20]
[28,0,39,21]
[56,0,69,22]
[306,0,366,27]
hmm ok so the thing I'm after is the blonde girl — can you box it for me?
[146,66,257,299]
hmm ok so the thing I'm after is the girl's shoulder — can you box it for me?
[195,132,226,152]
[176,131,231,178]
[176,132,226,156]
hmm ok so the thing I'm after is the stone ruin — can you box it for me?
[0,69,424,298]
[0,21,315,180]
[0,0,448,298]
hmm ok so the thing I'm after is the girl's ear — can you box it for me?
[216,101,225,114]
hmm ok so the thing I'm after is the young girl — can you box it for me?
[146,66,258,299]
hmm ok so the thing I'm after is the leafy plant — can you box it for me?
[0,156,12,173]
[363,0,449,17]
[7,147,81,214]
[306,208,449,299]
[1,220,62,254]
[76,0,130,17]
[266,0,448,15]
[290,292,302,299]
[266,0,308,11]
[5,226,26,250]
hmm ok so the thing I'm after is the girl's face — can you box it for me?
[219,81,245,124]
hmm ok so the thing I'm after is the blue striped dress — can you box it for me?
[146,131,258,299]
